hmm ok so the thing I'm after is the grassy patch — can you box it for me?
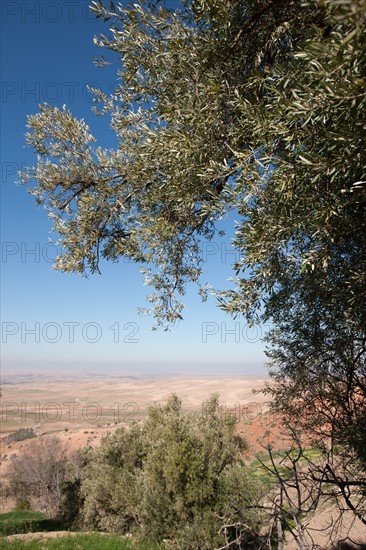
[0,511,64,536]
[0,533,161,549]
[247,446,324,486]
[0,514,161,549]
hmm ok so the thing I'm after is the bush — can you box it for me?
[58,448,92,530]
[77,394,265,549]
[0,511,63,536]
[6,429,36,444]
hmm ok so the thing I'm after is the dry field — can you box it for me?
[0,374,270,436]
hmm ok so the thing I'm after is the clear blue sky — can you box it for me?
[0,1,267,377]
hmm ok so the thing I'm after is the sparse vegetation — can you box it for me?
[6,436,71,516]
[6,429,36,444]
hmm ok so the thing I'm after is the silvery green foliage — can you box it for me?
[79,394,264,548]
[21,0,314,328]
[21,1,365,327]
[219,0,366,322]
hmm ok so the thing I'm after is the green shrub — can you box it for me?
[77,394,265,549]
[0,511,63,536]
[6,429,36,444]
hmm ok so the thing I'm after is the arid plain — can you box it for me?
[0,374,270,435]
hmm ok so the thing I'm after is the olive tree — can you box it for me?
[21,0,317,327]
[21,0,366,530]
